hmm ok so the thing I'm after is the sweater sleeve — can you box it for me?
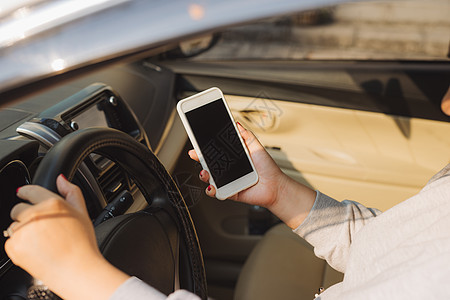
[293,191,381,273]
[109,277,201,300]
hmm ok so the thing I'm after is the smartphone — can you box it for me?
[177,87,258,200]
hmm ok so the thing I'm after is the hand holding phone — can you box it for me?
[177,87,258,200]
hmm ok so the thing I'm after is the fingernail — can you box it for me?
[16,187,21,194]
[237,121,242,127]
[199,170,205,178]
[60,174,67,181]
[207,185,212,192]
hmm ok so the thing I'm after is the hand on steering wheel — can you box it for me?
[3,127,207,299]
[5,174,129,300]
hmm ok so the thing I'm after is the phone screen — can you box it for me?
[186,98,253,188]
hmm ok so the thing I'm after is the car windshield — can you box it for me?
[186,1,449,61]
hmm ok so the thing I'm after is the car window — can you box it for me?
[190,0,450,61]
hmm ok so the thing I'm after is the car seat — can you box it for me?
[234,223,343,300]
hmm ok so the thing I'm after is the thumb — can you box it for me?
[56,174,88,214]
[237,122,264,153]
[441,86,450,116]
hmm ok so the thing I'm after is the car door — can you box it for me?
[187,60,450,211]
[164,2,450,299]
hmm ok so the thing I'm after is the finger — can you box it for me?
[56,174,87,214]
[188,149,199,162]
[17,185,61,205]
[237,122,264,153]
[3,221,19,238]
[10,198,68,222]
[205,185,216,198]
[199,170,210,183]
[10,203,33,221]
[441,86,450,116]
[4,221,20,259]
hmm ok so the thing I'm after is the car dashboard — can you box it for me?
[0,73,177,296]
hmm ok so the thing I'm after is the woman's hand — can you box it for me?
[189,122,285,209]
[6,175,99,276]
[189,123,316,228]
[4,175,129,300]
[441,86,450,116]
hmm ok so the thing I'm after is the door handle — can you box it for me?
[235,109,278,131]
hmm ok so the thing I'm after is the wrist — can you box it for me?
[271,172,290,210]
[269,174,316,229]
[48,253,130,300]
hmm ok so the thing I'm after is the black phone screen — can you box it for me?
[185,98,253,188]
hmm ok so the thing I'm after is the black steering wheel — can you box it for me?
[32,127,207,299]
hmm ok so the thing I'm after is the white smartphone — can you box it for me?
[177,87,258,200]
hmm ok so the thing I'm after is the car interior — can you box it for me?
[0,1,449,299]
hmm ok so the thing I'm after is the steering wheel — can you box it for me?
[31,127,207,299]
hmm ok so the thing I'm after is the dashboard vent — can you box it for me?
[97,161,132,203]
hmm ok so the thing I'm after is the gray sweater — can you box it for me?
[295,164,450,299]
[111,164,450,299]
